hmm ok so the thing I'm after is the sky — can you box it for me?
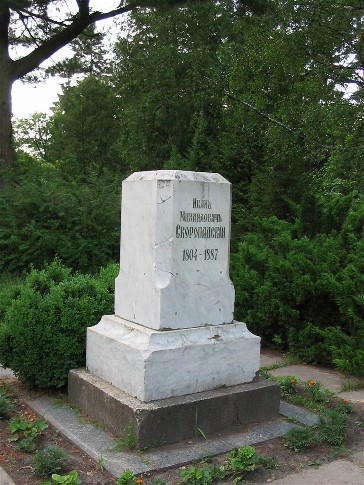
[12,0,121,119]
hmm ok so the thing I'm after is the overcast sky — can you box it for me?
[12,0,121,119]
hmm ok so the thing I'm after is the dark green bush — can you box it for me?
[0,259,118,388]
[231,192,364,375]
[34,446,69,476]
[0,160,121,274]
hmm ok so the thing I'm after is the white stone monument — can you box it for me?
[86,171,260,402]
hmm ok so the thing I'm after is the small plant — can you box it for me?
[34,446,69,476]
[317,409,347,447]
[9,415,48,452]
[116,470,143,484]
[149,478,166,485]
[284,427,317,452]
[337,400,353,414]
[277,375,299,398]
[115,422,138,451]
[305,380,331,403]
[41,469,82,484]
[228,446,259,472]
[179,465,216,484]
[97,454,105,471]
[0,391,14,418]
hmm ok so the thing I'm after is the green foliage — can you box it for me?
[179,466,214,485]
[0,161,121,274]
[115,422,138,451]
[41,470,82,485]
[317,409,347,447]
[179,446,276,484]
[0,390,14,418]
[34,446,69,476]
[149,479,167,485]
[231,192,364,375]
[0,260,117,388]
[48,77,123,175]
[284,427,317,452]
[9,416,48,452]
[115,470,141,485]
[276,376,299,399]
[228,446,259,472]
[284,408,348,452]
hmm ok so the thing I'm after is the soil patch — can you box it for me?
[1,377,364,484]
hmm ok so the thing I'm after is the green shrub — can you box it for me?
[0,161,121,274]
[0,259,117,388]
[34,447,69,476]
[231,194,364,375]
[0,391,14,418]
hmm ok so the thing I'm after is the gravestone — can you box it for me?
[69,170,280,447]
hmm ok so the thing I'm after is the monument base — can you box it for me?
[68,369,280,448]
[86,315,260,402]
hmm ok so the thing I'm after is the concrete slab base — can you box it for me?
[68,369,280,449]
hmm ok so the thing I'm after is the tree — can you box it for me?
[48,76,123,175]
[111,0,235,172]
[0,0,186,190]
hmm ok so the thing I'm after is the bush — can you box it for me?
[0,161,121,274]
[34,447,69,476]
[0,259,117,388]
[231,193,364,375]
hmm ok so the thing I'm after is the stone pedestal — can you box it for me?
[69,170,279,447]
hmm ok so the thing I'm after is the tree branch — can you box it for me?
[226,93,296,133]
[10,2,139,80]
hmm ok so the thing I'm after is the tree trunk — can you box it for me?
[0,4,12,191]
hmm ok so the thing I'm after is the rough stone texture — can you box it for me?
[86,315,260,401]
[68,369,280,449]
[269,459,364,484]
[114,170,235,331]
[0,468,16,485]
[339,389,364,404]
[279,401,319,426]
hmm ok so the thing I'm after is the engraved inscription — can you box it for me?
[178,196,227,262]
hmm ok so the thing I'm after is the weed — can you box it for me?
[309,460,321,468]
[179,446,277,484]
[194,407,207,441]
[34,446,69,476]
[317,409,347,447]
[259,368,272,379]
[228,446,258,472]
[41,469,82,484]
[258,455,279,469]
[98,454,105,471]
[284,427,317,451]
[149,479,166,485]
[115,422,138,451]
[340,379,364,393]
[9,416,48,452]
[0,391,14,418]
[277,375,300,398]
[116,470,143,484]
[179,464,217,484]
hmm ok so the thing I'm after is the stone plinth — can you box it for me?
[86,315,260,402]
[69,369,280,448]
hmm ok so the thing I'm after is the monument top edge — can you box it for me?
[124,170,230,184]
